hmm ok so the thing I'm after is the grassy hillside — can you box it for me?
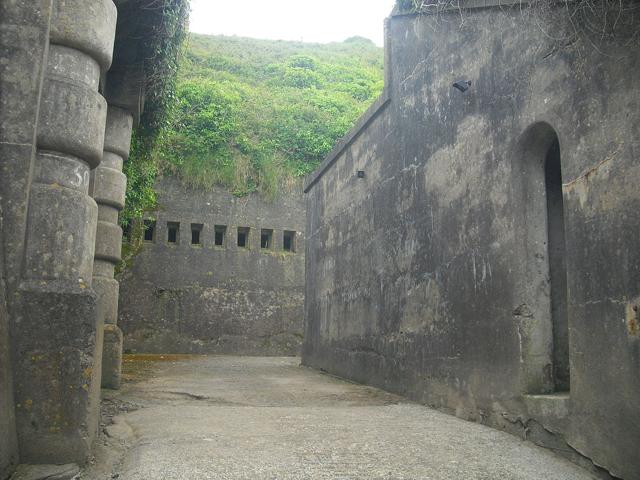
[155,34,384,198]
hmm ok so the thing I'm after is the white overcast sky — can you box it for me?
[188,0,397,46]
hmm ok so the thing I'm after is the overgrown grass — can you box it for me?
[154,34,384,200]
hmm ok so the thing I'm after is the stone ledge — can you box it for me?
[524,393,570,416]
[523,393,570,433]
[391,0,565,17]
[10,464,79,480]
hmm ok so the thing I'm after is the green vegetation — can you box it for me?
[119,29,383,272]
[155,34,384,199]
[120,0,190,225]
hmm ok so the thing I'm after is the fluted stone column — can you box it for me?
[13,0,117,464]
[91,106,132,390]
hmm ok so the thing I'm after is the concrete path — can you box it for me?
[84,356,597,480]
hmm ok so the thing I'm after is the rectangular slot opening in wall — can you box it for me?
[167,222,179,244]
[191,223,203,246]
[261,229,273,250]
[237,227,250,248]
[283,230,296,253]
[215,225,227,247]
[143,220,155,242]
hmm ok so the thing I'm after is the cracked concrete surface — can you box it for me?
[82,355,597,480]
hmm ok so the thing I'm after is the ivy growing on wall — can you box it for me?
[119,0,190,228]
[115,4,384,274]
[394,0,639,44]
[116,0,190,273]
[119,2,385,231]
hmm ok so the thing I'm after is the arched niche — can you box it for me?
[513,122,570,394]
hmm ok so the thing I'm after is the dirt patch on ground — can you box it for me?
[121,354,206,383]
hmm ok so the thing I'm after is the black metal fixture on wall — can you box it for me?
[453,80,472,92]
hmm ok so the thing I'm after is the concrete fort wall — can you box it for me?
[119,176,306,356]
[0,5,52,473]
[302,3,640,479]
[0,0,117,467]
[0,0,156,473]
[0,208,18,480]
[0,1,39,473]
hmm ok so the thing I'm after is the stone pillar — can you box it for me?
[91,106,132,390]
[0,0,53,474]
[12,0,117,464]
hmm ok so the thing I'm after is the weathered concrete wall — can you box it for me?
[0,0,51,298]
[303,4,640,479]
[0,209,18,480]
[0,0,119,467]
[119,176,306,355]
[0,2,51,475]
[12,0,116,463]
[0,0,176,470]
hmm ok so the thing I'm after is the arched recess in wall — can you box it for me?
[513,122,570,394]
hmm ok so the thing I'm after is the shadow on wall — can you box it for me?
[513,122,569,395]
[0,207,18,478]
